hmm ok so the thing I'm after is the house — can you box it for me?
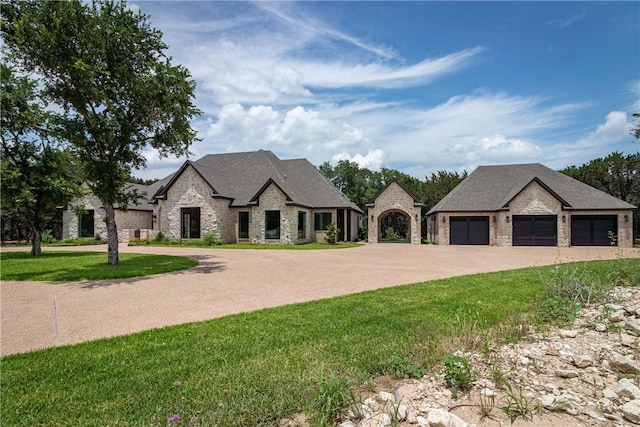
[425,163,635,247]
[62,150,364,244]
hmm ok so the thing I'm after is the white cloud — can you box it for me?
[547,11,587,29]
[447,135,544,167]
[197,104,367,156]
[331,149,386,171]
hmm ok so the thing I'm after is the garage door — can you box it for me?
[450,216,489,245]
[571,215,617,246]
[513,215,557,246]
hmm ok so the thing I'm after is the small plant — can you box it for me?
[378,353,423,379]
[325,222,339,245]
[542,262,612,307]
[478,392,495,419]
[441,353,472,395]
[536,295,579,325]
[310,374,350,427]
[154,230,166,242]
[384,227,402,241]
[500,379,537,424]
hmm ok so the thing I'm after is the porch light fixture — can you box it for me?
[625,214,630,222]
[371,214,374,221]
[492,216,496,222]
[506,216,510,223]
[562,215,566,222]
[442,216,446,223]
[415,214,419,221]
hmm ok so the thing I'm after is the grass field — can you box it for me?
[0,251,198,281]
[2,259,635,426]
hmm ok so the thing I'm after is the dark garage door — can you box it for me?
[450,216,489,245]
[571,215,617,246]
[513,215,557,246]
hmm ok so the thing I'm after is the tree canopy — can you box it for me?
[1,0,201,264]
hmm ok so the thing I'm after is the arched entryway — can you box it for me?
[378,210,411,243]
[366,179,422,244]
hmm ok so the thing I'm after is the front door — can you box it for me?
[337,209,345,241]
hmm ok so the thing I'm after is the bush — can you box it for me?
[543,263,611,306]
[384,227,402,241]
[153,231,166,242]
[325,222,339,245]
[41,230,55,244]
[200,233,225,246]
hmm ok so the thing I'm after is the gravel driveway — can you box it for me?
[1,243,636,356]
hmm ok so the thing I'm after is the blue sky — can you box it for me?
[131,1,640,180]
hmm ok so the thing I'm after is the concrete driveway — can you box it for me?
[1,243,637,355]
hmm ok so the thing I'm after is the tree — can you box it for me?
[0,63,83,255]
[631,113,640,140]
[1,0,201,264]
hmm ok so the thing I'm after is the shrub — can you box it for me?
[310,374,351,426]
[153,231,166,242]
[200,233,224,246]
[41,230,55,244]
[377,353,423,379]
[542,263,612,306]
[325,222,339,245]
[384,227,402,241]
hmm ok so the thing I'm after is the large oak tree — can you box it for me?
[1,0,201,264]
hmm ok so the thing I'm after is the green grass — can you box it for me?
[0,251,199,281]
[1,259,636,426]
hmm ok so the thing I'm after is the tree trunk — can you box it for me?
[103,202,119,265]
[30,227,42,256]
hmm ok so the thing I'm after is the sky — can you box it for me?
[131,1,640,180]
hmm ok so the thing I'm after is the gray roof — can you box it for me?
[153,150,363,212]
[428,163,636,214]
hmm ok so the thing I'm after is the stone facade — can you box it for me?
[367,181,422,244]
[61,194,107,239]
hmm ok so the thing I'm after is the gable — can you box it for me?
[507,180,563,214]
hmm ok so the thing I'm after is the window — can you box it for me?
[238,212,249,239]
[298,211,306,239]
[265,210,280,239]
[314,212,332,231]
[79,210,95,238]
[181,207,201,239]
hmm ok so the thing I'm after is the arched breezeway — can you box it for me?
[366,179,422,244]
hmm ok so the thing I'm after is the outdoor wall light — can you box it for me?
[506,216,510,223]
[492,216,496,222]
[442,216,446,223]
[371,214,374,221]
[625,214,630,222]
[415,214,419,221]
[562,215,566,222]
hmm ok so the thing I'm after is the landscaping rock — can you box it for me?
[617,378,640,400]
[610,353,640,374]
[622,400,640,424]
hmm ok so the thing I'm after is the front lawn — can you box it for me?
[128,239,363,250]
[0,251,198,281]
[1,259,636,426]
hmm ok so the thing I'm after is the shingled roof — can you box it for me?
[151,150,363,212]
[428,163,636,214]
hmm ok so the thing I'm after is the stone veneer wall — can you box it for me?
[61,194,107,239]
[158,167,220,239]
[367,181,421,244]
[251,183,299,244]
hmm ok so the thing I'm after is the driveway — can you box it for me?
[1,244,637,356]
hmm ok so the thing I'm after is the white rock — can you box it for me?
[426,408,470,427]
[622,400,640,424]
[622,333,638,348]
[555,369,579,378]
[625,320,640,336]
[595,323,607,332]
[609,310,627,322]
[617,378,640,400]
[572,354,593,368]
[610,353,640,374]
[378,391,396,402]
[559,329,578,338]
[603,389,619,400]
[416,415,428,427]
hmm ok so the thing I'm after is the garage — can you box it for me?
[450,216,489,245]
[571,215,617,246]
[513,215,557,246]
